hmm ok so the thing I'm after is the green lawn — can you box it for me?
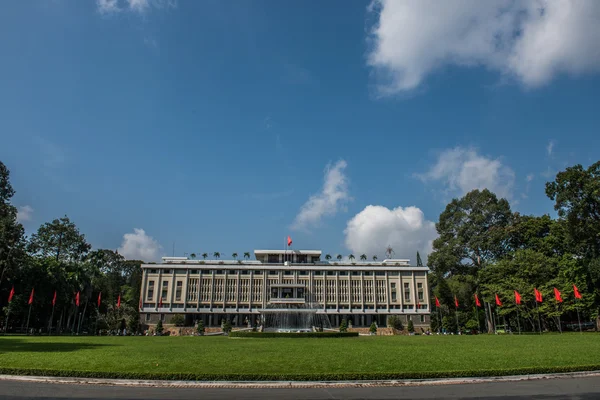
[1,334,599,380]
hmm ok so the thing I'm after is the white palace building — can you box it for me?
[139,249,431,329]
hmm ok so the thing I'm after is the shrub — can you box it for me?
[465,319,479,331]
[369,322,377,334]
[387,315,404,331]
[170,314,185,327]
[228,331,358,338]
[156,320,164,335]
[407,319,414,333]
[196,320,205,336]
[339,318,348,333]
[222,320,232,334]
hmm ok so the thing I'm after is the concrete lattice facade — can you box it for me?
[140,250,431,329]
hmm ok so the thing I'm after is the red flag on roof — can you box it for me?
[573,285,582,299]
[52,290,57,306]
[454,296,459,308]
[28,288,35,305]
[554,287,563,303]
[534,288,543,303]
[117,294,121,309]
[8,286,15,303]
[75,291,80,307]
[514,290,521,305]
[97,292,102,307]
[287,236,292,247]
[495,293,502,307]
[435,296,440,307]
[474,293,481,307]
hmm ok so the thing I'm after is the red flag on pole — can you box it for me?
[97,292,102,307]
[514,290,521,305]
[8,286,15,303]
[52,290,57,306]
[554,287,563,303]
[28,288,35,305]
[158,296,163,308]
[474,293,481,307]
[117,295,121,308]
[287,236,292,246]
[573,285,582,299]
[534,288,543,303]
[495,293,502,307]
[435,296,440,307]
[75,291,80,307]
[454,296,459,308]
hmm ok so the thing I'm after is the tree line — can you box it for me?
[427,161,600,333]
[0,161,143,334]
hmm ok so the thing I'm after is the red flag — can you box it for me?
[158,296,163,308]
[573,285,582,299]
[117,294,121,308]
[554,287,563,303]
[474,293,481,307]
[52,290,57,306]
[8,286,15,303]
[97,292,102,307]
[495,293,502,307]
[28,288,35,305]
[435,296,440,307]
[75,291,80,307]
[514,290,521,305]
[454,296,459,308]
[534,288,543,303]
[287,236,292,246]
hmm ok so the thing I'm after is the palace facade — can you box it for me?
[139,249,431,329]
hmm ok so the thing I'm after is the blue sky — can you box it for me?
[1,0,599,262]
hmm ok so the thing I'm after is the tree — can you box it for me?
[360,254,367,262]
[387,315,404,331]
[243,252,250,260]
[170,314,185,327]
[222,319,232,334]
[155,320,164,335]
[202,253,208,260]
[372,255,378,261]
[213,252,220,259]
[339,318,348,333]
[416,252,423,267]
[336,254,343,262]
[348,254,355,262]
[190,253,196,260]
[407,319,414,333]
[0,161,26,291]
[428,189,512,277]
[325,254,332,261]
[232,253,238,260]
[369,322,377,334]
[28,215,91,263]
[197,320,205,335]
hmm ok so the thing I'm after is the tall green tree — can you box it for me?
[28,215,91,263]
[416,251,423,267]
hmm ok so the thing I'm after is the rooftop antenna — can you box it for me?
[385,245,394,259]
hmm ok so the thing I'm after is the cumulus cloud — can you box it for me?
[292,160,350,231]
[16,205,34,223]
[97,0,175,14]
[118,228,161,262]
[345,205,437,262]
[367,0,600,94]
[417,147,515,199]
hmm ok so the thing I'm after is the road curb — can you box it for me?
[1,370,600,389]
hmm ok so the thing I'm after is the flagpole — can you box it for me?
[535,300,542,334]
[516,305,521,335]
[4,307,10,335]
[575,299,582,333]
[48,303,55,335]
[555,302,562,334]
[25,303,32,335]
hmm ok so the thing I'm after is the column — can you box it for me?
[209,270,215,311]
[223,271,228,312]
[140,269,147,312]
[156,269,163,311]
[385,271,390,311]
[335,271,339,312]
[183,269,190,312]
[196,270,202,311]
[360,271,365,312]
[412,271,418,314]
[249,271,254,312]
[373,273,377,311]
[323,275,327,311]
[169,270,176,312]
[235,271,240,312]
[262,270,267,309]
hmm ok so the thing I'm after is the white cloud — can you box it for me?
[118,228,161,262]
[367,0,600,94]
[292,160,350,231]
[97,0,175,14]
[547,140,555,156]
[526,174,535,182]
[417,147,515,199]
[344,205,437,262]
[16,205,34,223]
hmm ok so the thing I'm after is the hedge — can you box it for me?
[228,331,359,338]
[1,364,599,382]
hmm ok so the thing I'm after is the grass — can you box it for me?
[1,334,599,381]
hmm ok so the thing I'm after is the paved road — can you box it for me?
[0,376,599,399]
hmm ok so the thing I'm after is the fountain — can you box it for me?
[260,284,332,333]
